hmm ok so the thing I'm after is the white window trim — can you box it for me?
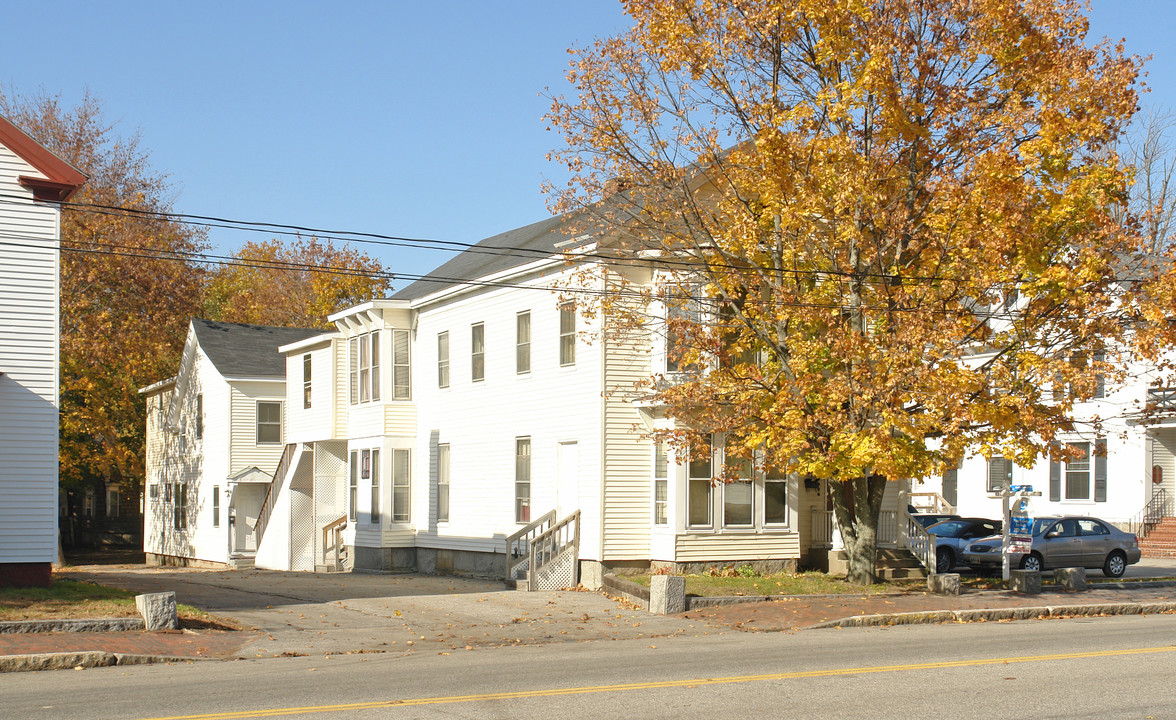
[256,401,282,445]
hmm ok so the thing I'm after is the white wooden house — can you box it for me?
[0,115,85,588]
[245,214,806,584]
[140,319,320,567]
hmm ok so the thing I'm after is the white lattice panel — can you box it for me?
[531,548,577,590]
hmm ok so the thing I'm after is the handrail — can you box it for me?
[322,514,347,571]
[505,509,556,584]
[902,507,936,573]
[907,492,955,514]
[254,443,298,540]
[526,511,580,591]
[1129,488,1171,539]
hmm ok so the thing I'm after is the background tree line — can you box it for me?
[1,89,391,512]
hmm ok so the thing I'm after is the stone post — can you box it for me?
[650,574,686,615]
[927,573,961,595]
[1009,569,1042,595]
[135,591,179,630]
[1054,567,1088,591]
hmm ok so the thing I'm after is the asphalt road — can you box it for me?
[4,612,1175,719]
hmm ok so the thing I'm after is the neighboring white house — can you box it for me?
[918,352,1176,529]
[140,319,321,568]
[241,213,806,584]
[0,115,85,588]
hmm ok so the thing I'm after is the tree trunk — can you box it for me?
[830,474,889,584]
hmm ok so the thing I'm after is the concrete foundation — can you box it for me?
[416,547,505,578]
[144,553,229,570]
[350,546,417,573]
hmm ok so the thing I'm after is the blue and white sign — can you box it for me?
[1009,516,1033,536]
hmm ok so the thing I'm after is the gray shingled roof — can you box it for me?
[391,213,582,301]
[191,319,323,379]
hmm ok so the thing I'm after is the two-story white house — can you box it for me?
[0,115,85,588]
[141,319,321,568]
[246,213,806,584]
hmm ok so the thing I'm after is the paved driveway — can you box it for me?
[63,566,714,658]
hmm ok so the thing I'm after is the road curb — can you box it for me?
[0,618,145,634]
[0,651,214,674]
[805,601,1176,630]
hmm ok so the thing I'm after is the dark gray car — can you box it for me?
[962,516,1142,577]
[927,518,1002,573]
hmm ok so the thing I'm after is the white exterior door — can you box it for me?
[556,442,579,520]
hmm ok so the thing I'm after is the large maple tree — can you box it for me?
[0,90,207,497]
[546,0,1163,582]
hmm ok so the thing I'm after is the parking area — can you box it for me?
[60,565,713,658]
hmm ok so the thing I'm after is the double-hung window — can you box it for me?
[195,394,203,439]
[653,442,668,526]
[256,401,282,445]
[392,449,411,523]
[559,304,575,366]
[212,486,220,527]
[1050,440,1106,502]
[392,329,410,400]
[348,452,358,522]
[517,311,531,374]
[303,354,312,409]
[687,444,712,528]
[763,464,788,526]
[515,438,531,523]
[437,444,450,522]
[723,440,754,527]
[365,449,381,524]
[471,323,485,382]
[437,332,450,388]
[349,330,381,404]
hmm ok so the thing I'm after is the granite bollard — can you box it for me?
[135,592,179,630]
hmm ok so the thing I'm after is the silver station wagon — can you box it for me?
[961,516,1142,578]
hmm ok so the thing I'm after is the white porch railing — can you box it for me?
[505,509,556,586]
[321,514,347,572]
[908,491,955,514]
[810,507,934,573]
[526,511,581,591]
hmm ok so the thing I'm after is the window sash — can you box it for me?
[303,354,312,409]
[359,333,371,403]
[212,486,220,527]
[471,323,485,381]
[392,329,409,400]
[437,444,450,523]
[195,394,203,438]
[764,480,788,525]
[517,311,531,374]
[1065,442,1091,500]
[370,330,381,402]
[559,304,575,366]
[370,449,381,524]
[392,448,410,523]
[256,402,282,444]
[723,481,753,527]
[437,332,450,388]
[516,437,531,523]
[349,451,358,522]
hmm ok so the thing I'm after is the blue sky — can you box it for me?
[3,1,1171,285]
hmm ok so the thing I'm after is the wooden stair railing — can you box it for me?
[505,509,556,586]
[321,514,347,571]
[254,443,298,543]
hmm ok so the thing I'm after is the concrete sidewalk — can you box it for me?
[3,560,1176,672]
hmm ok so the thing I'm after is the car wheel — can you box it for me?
[1103,551,1127,578]
[936,548,953,574]
[1019,552,1043,572]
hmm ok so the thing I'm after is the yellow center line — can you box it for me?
[137,645,1176,720]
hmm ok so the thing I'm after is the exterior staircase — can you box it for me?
[1138,517,1176,558]
[505,510,581,590]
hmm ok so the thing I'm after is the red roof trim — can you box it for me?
[0,115,87,201]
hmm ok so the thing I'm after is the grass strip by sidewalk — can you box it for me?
[0,579,239,630]
[623,570,902,597]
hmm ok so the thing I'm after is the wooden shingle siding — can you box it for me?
[0,144,60,565]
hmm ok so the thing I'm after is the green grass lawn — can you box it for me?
[623,570,906,596]
[0,578,238,629]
